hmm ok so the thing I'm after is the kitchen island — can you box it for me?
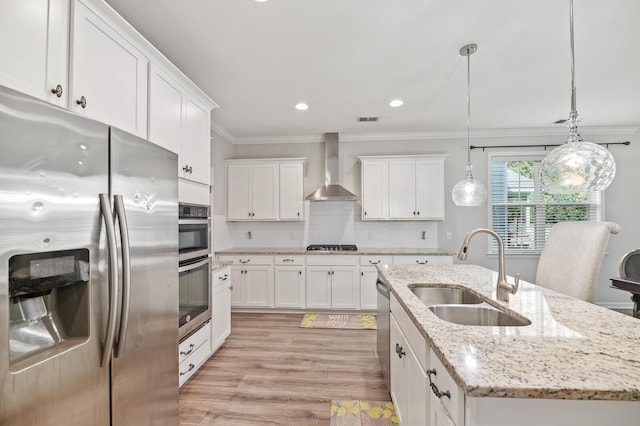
[379,264,640,425]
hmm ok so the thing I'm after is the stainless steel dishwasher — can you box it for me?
[376,274,391,392]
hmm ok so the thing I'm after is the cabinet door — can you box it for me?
[0,0,69,107]
[279,162,304,220]
[360,268,378,310]
[389,160,416,219]
[229,266,244,307]
[407,344,429,425]
[415,158,445,220]
[430,393,457,426]
[227,164,252,220]
[211,268,231,353]
[181,96,210,184]
[148,64,182,154]
[70,0,148,137]
[244,266,274,307]
[390,314,408,424]
[252,164,278,219]
[361,160,389,220]
[331,266,359,309]
[306,267,331,309]
[274,267,305,308]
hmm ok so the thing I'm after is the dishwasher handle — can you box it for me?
[376,278,390,299]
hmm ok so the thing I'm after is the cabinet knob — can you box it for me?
[76,96,87,109]
[299,270,302,275]
[297,212,300,216]
[364,211,367,216]
[417,211,420,216]
[50,84,63,98]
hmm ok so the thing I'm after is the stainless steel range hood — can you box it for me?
[306,132,357,201]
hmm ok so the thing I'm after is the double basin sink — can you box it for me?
[410,286,530,327]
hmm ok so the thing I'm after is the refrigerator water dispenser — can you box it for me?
[8,249,90,369]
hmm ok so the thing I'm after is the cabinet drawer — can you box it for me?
[218,255,274,265]
[390,294,428,370]
[178,321,210,364]
[306,255,358,266]
[429,348,464,425]
[178,338,211,386]
[274,255,305,265]
[212,267,231,287]
[393,255,453,265]
[359,255,393,266]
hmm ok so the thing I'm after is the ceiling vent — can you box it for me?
[357,116,379,122]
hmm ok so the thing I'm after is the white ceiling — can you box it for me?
[104,0,640,143]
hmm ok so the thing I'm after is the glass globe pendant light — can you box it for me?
[540,0,616,194]
[452,43,487,207]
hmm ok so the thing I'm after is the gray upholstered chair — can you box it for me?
[535,221,621,302]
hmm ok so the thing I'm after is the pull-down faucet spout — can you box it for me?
[457,228,520,302]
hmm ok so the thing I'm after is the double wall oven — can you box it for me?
[178,203,211,341]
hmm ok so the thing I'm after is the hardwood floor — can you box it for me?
[179,313,389,425]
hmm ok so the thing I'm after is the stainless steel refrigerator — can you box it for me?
[0,85,179,425]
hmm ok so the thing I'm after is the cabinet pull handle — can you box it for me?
[331,270,335,275]
[427,368,451,399]
[328,271,331,275]
[364,211,367,216]
[416,260,428,265]
[219,274,228,281]
[297,212,300,216]
[369,260,380,264]
[361,271,364,276]
[180,363,196,376]
[413,211,416,215]
[239,259,250,263]
[299,270,302,275]
[180,343,195,356]
[76,95,87,108]
[417,211,420,216]
[395,343,406,358]
[283,258,295,263]
[51,84,63,98]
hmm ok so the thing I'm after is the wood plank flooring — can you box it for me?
[179,313,389,425]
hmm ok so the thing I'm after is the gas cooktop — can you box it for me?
[306,244,358,252]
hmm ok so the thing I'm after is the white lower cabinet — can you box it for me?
[360,256,393,310]
[218,256,275,308]
[274,256,306,308]
[211,267,231,353]
[178,320,211,387]
[306,256,359,309]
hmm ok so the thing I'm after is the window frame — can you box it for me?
[487,151,604,255]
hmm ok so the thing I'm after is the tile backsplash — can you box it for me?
[214,201,438,250]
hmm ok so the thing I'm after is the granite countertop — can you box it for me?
[211,260,233,271]
[377,264,640,401]
[215,247,455,256]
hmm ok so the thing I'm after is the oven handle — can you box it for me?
[179,257,210,272]
[178,218,210,225]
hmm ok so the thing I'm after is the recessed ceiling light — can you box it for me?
[295,103,309,111]
[254,0,269,3]
[389,99,404,108]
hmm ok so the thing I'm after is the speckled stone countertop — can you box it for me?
[215,247,454,256]
[378,264,640,401]
[211,260,232,271]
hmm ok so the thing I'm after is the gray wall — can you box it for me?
[211,128,640,309]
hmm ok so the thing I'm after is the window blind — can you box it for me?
[489,153,601,254]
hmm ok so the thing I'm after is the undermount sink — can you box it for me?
[428,305,531,327]
[410,286,484,305]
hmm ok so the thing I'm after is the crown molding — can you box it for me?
[209,125,639,145]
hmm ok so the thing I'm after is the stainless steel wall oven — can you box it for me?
[178,203,211,341]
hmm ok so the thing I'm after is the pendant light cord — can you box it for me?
[466,48,472,166]
[570,0,576,113]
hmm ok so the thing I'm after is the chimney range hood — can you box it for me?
[305,132,357,201]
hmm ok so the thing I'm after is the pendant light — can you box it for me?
[452,43,487,207]
[540,0,616,194]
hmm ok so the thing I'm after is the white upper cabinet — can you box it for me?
[226,159,305,221]
[360,155,446,221]
[361,160,389,220]
[0,0,69,108]
[149,64,213,184]
[279,162,304,220]
[70,0,148,138]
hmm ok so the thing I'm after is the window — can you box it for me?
[489,153,602,254]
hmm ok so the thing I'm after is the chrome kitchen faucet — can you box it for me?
[457,228,520,302]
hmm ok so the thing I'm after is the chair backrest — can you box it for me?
[535,221,621,302]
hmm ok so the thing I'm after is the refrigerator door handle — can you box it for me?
[99,193,119,368]
[113,194,131,358]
